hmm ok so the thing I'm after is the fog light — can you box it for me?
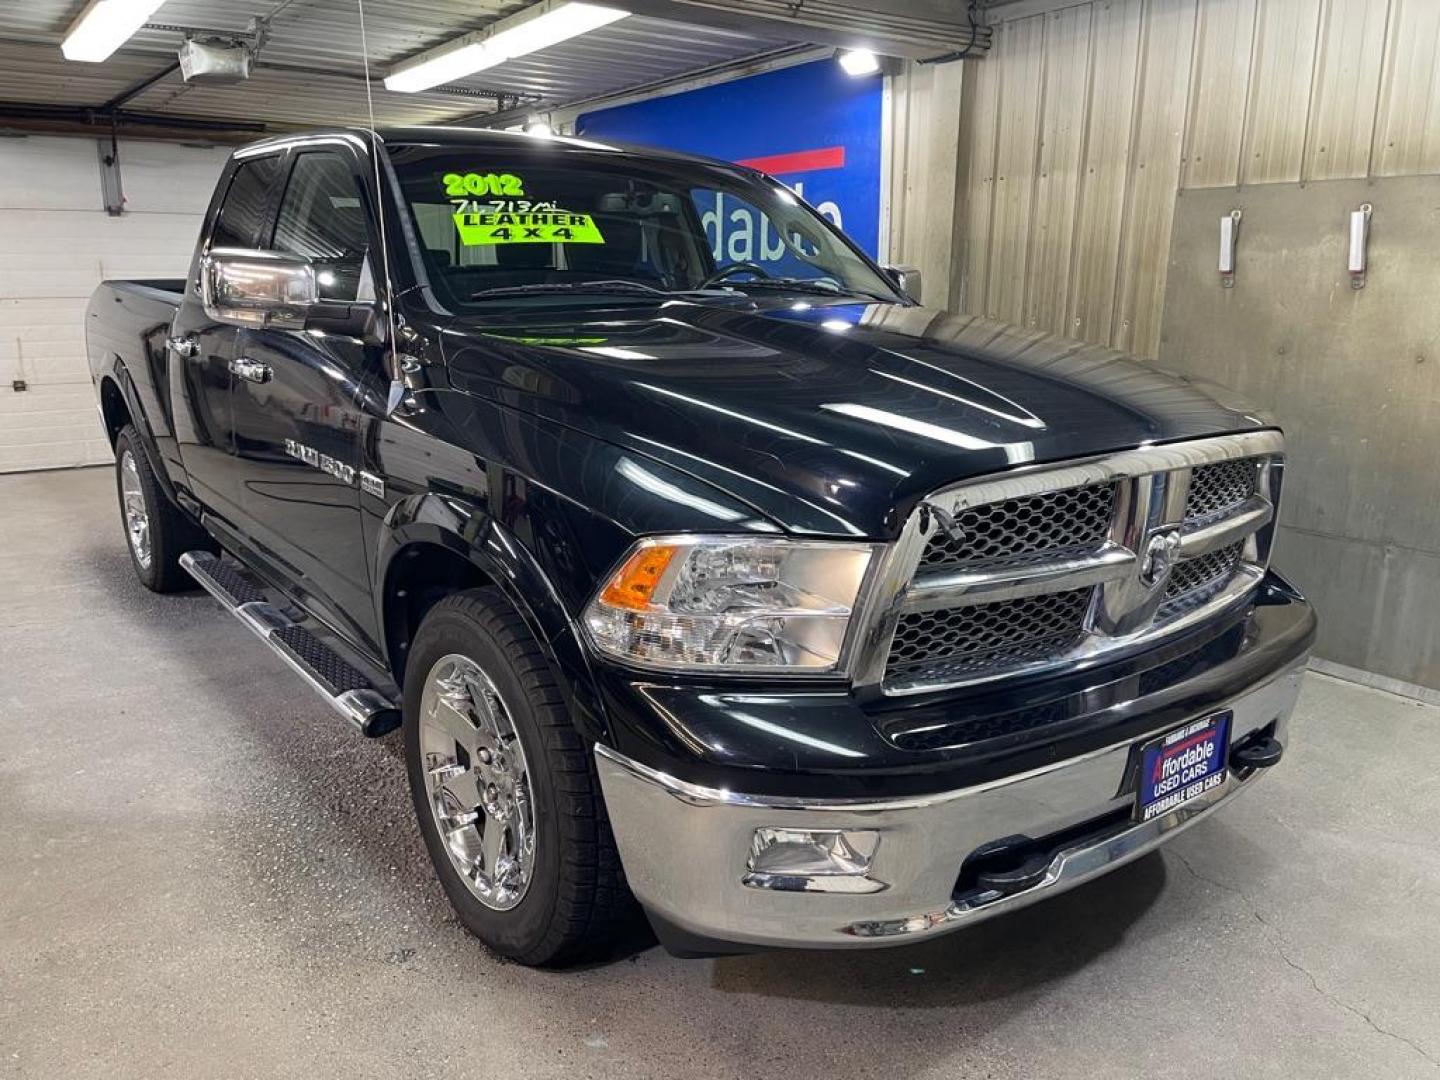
[743,827,883,893]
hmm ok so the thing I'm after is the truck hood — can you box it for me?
[442,299,1272,538]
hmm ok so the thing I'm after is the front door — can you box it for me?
[170,151,285,525]
[227,147,384,658]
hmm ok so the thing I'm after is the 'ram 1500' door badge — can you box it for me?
[284,438,356,486]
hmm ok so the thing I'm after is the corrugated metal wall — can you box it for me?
[958,0,1440,359]
[884,60,968,309]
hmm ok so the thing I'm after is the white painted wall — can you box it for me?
[0,135,230,473]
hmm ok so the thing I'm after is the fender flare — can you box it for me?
[102,359,182,506]
[375,495,611,744]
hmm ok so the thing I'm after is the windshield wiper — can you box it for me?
[470,280,673,300]
[469,280,735,301]
[724,278,893,303]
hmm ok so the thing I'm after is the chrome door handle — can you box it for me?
[167,335,199,358]
[229,357,273,384]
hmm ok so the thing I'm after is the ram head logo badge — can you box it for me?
[1138,526,1183,588]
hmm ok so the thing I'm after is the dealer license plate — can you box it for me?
[1135,711,1231,822]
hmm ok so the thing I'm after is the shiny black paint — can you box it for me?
[86,281,186,496]
[442,298,1272,538]
[85,127,1307,799]
[230,324,379,656]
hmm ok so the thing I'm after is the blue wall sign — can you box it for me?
[576,59,884,259]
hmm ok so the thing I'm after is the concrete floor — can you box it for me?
[2,466,1438,1080]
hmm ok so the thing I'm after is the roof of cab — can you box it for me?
[377,125,747,172]
[233,125,748,175]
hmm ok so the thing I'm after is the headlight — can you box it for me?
[583,536,877,673]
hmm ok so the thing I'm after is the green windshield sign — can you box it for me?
[453,209,605,246]
[445,170,606,246]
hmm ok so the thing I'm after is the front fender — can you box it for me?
[366,390,798,748]
[376,494,612,745]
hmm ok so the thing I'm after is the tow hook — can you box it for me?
[974,853,1052,898]
[1230,731,1284,770]
[963,836,1054,900]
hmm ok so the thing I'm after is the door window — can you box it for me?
[211,155,282,249]
[271,152,372,301]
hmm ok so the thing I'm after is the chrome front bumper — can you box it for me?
[595,658,1306,950]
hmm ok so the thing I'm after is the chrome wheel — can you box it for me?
[119,450,152,570]
[418,653,536,911]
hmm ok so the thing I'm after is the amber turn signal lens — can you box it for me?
[598,543,679,610]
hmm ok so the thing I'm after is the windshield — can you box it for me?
[387,145,900,308]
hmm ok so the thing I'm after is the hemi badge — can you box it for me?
[360,471,385,498]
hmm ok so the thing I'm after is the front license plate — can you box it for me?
[1135,711,1232,822]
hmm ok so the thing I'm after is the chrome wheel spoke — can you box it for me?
[510,783,533,861]
[480,815,509,878]
[441,806,480,834]
[427,687,478,748]
[437,767,484,815]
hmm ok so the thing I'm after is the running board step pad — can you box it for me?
[180,551,400,737]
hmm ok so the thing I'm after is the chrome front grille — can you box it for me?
[863,431,1284,696]
[1184,459,1258,525]
[1164,541,1244,602]
[916,484,1116,573]
[885,589,1091,691]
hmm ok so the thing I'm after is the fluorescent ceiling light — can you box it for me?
[61,0,165,63]
[385,43,489,94]
[837,49,880,77]
[386,1,629,93]
[524,116,554,137]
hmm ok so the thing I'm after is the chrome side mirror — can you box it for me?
[201,248,318,330]
[884,264,923,304]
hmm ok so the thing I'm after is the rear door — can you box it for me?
[169,152,284,524]
[227,145,383,656]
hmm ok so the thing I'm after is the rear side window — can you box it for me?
[211,155,282,249]
[271,152,371,301]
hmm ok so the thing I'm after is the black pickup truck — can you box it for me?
[87,126,1315,964]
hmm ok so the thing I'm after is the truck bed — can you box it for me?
[86,280,189,471]
[109,278,187,300]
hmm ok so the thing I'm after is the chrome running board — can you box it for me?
[179,550,400,737]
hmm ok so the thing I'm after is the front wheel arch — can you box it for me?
[376,515,611,746]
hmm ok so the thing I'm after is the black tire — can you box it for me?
[403,587,629,965]
[113,425,212,593]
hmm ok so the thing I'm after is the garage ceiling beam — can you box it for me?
[468,42,819,127]
[0,102,266,135]
[975,0,1088,19]
[616,0,990,60]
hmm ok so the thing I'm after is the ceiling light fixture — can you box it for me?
[524,116,554,137]
[386,1,629,93]
[836,48,881,77]
[61,0,165,63]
